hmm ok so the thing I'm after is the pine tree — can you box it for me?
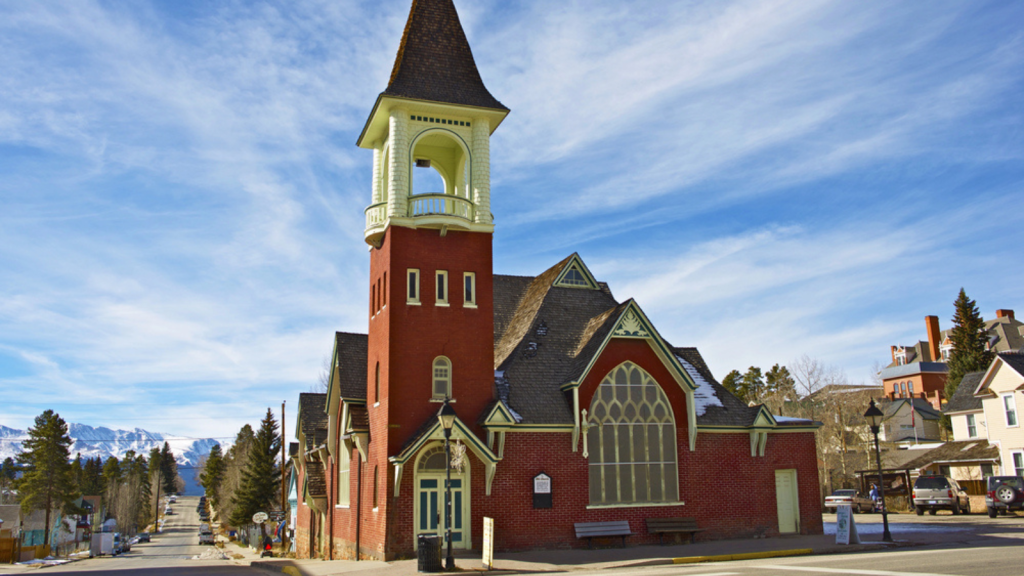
[945,289,994,403]
[229,410,281,526]
[722,370,743,399]
[1,457,19,504]
[14,410,80,549]
[80,457,104,496]
[200,444,226,503]
[740,366,765,403]
[160,442,179,495]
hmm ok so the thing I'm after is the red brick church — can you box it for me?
[291,0,822,560]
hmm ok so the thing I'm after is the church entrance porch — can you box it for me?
[413,443,470,550]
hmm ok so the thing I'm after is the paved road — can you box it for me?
[32,496,264,575]
[587,545,1024,576]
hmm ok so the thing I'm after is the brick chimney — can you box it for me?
[996,309,1015,320]
[926,315,941,362]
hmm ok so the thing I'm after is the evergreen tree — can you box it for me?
[102,456,122,485]
[740,366,765,403]
[765,364,795,393]
[721,370,743,399]
[80,457,104,496]
[944,289,994,425]
[1,457,19,503]
[200,444,226,502]
[229,409,281,526]
[160,442,179,495]
[14,410,80,549]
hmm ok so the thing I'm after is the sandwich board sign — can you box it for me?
[835,504,860,545]
[481,517,494,570]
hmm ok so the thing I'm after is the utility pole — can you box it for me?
[153,469,161,533]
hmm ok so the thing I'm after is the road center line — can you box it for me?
[767,565,962,576]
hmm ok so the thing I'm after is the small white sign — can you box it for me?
[835,504,860,545]
[252,512,269,525]
[534,473,551,494]
[481,517,494,570]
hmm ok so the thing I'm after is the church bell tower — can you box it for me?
[356,0,509,462]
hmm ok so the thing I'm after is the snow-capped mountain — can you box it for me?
[0,423,228,495]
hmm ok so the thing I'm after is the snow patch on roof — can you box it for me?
[676,356,723,416]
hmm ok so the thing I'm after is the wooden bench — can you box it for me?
[574,520,633,549]
[645,517,703,544]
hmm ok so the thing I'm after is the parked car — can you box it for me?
[169,495,177,503]
[986,475,1024,517]
[913,474,971,515]
[112,532,130,555]
[136,532,151,543]
[824,489,856,510]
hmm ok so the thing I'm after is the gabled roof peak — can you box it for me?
[384,0,507,111]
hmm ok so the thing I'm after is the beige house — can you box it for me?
[878,398,942,445]
[973,353,1024,476]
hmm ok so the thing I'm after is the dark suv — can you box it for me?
[986,476,1024,517]
[913,474,971,515]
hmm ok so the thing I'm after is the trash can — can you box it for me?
[417,534,442,573]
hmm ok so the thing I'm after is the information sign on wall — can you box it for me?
[533,473,552,509]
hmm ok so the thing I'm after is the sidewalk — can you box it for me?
[251,533,891,576]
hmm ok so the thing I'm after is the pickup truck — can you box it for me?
[199,523,215,545]
[825,489,880,513]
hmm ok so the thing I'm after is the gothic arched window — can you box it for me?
[432,357,452,399]
[587,361,678,505]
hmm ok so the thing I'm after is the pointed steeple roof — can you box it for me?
[384,0,507,111]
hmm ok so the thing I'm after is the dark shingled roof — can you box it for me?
[493,257,620,425]
[335,332,368,400]
[347,405,370,433]
[384,0,507,111]
[902,440,1000,471]
[673,347,759,427]
[298,393,328,451]
[489,255,756,427]
[999,352,1024,377]
[881,398,941,420]
[305,461,327,498]
[944,371,985,414]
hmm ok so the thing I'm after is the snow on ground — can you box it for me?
[17,556,71,566]
[192,548,230,560]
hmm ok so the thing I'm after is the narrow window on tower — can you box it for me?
[407,269,420,304]
[372,465,379,510]
[371,282,377,316]
[436,270,448,306]
[463,272,476,308]
[432,356,452,400]
[382,272,387,308]
[374,362,380,405]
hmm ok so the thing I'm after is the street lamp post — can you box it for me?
[863,399,893,542]
[437,400,458,571]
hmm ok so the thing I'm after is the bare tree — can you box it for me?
[310,355,331,393]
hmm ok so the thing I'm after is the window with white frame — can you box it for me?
[1014,452,1024,477]
[908,382,914,397]
[463,272,476,307]
[967,414,977,438]
[587,361,679,506]
[337,445,350,506]
[407,269,420,304]
[432,356,451,399]
[1004,393,1018,427]
[436,270,448,305]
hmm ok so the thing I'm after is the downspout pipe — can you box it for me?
[355,456,362,561]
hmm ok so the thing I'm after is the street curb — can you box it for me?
[671,548,814,564]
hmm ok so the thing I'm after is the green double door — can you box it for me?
[416,477,466,548]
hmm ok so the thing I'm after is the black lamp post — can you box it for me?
[437,400,457,571]
[863,399,893,542]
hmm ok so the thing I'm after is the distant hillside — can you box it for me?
[0,423,229,496]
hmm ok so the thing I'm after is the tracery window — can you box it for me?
[587,361,679,505]
[337,445,350,506]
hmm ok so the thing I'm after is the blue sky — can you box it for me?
[2,0,1022,440]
